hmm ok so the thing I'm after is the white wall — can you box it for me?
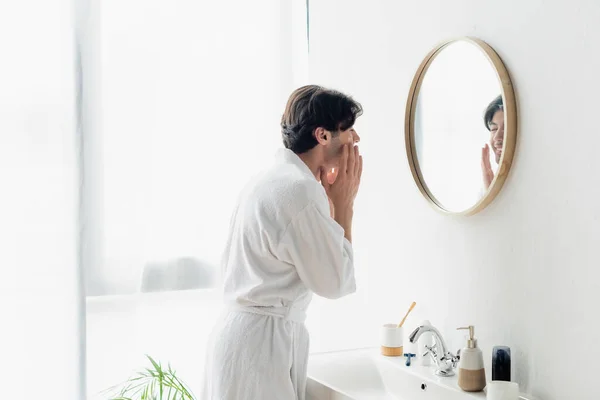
[0,1,84,399]
[308,1,600,399]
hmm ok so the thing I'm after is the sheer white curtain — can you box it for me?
[0,1,84,399]
[85,0,308,296]
[84,1,308,397]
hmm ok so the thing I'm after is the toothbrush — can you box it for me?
[398,301,416,328]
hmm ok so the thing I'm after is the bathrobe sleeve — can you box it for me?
[276,201,356,299]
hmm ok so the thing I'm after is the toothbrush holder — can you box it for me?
[381,324,404,356]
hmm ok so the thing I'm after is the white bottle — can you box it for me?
[457,325,486,392]
[417,320,433,366]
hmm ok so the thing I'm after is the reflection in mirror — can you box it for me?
[407,38,516,215]
[482,95,504,190]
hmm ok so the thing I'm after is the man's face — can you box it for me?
[489,110,504,164]
[324,127,360,183]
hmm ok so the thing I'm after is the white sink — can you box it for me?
[307,348,535,400]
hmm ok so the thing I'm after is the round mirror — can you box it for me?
[405,38,517,215]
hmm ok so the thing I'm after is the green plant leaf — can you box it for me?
[104,355,196,400]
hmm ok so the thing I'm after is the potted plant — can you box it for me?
[105,355,196,400]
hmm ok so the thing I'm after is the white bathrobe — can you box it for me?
[201,148,356,400]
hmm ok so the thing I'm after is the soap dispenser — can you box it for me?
[456,326,486,392]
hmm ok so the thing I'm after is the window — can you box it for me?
[84,0,309,296]
[83,2,308,397]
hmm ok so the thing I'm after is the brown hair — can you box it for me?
[281,85,362,154]
[484,95,503,130]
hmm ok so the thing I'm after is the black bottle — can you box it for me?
[492,346,511,381]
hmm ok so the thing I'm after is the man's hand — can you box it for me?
[481,144,494,189]
[321,144,363,242]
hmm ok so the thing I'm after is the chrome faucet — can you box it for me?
[409,325,459,377]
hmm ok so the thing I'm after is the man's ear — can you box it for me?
[314,127,330,145]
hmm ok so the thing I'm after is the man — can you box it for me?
[481,94,504,189]
[201,85,363,399]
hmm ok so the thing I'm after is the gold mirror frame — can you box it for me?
[405,37,517,216]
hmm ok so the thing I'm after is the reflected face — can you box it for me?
[489,110,504,164]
